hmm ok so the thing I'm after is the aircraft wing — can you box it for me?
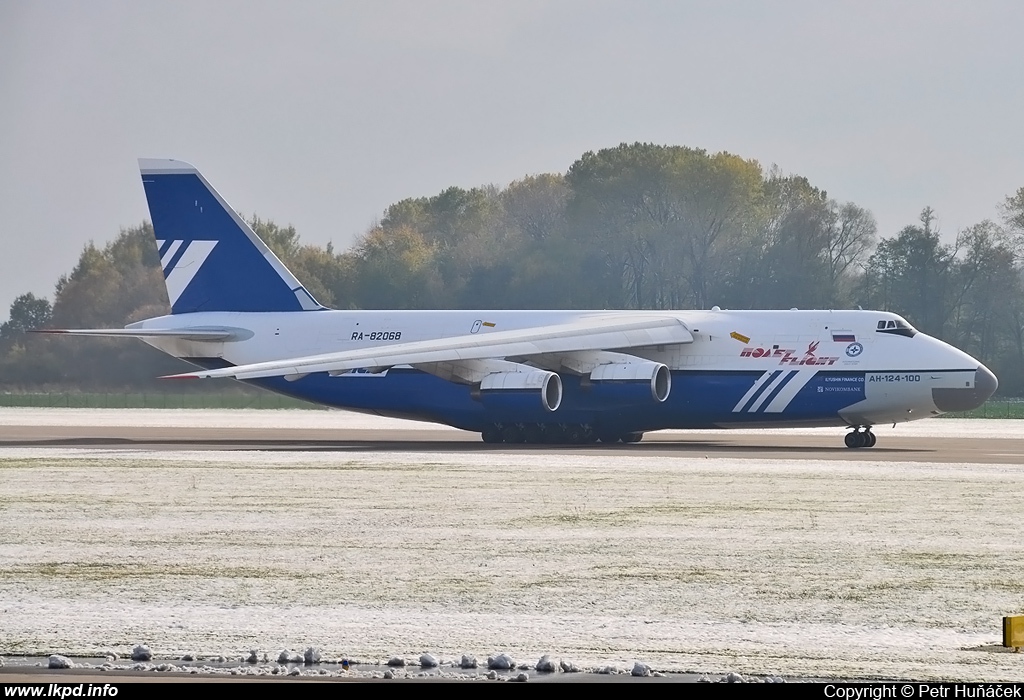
[32,328,243,341]
[163,315,693,380]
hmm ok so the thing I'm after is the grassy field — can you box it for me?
[4,445,1024,679]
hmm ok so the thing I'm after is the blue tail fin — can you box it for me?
[138,159,324,314]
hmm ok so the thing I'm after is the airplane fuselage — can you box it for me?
[134,307,993,434]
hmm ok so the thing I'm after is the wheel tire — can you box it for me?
[544,424,567,444]
[501,424,525,443]
[522,424,544,444]
[564,424,586,444]
[865,431,877,448]
[845,431,865,448]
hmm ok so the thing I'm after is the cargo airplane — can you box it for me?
[43,159,998,448]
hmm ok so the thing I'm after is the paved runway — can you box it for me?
[2,422,1023,464]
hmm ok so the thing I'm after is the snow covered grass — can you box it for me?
[1,413,1024,680]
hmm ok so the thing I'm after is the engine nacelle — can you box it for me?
[473,369,563,413]
[585,361,671,403]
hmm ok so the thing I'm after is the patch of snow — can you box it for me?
[459,655,478,669]
[130,645,152,661]
[386,656,405,667]
[419,653,438,668]
[303,647,320,665]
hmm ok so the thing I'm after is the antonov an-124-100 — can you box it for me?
[43,159,998,448]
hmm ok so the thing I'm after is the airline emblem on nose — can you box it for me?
[846,342,864,357]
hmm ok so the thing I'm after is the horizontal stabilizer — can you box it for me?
[33,328,243,341]
[162,315,693,380]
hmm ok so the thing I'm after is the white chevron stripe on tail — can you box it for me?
[164,240,218,306]
[160,240,182,271]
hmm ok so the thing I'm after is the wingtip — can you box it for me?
[159,373,202,380]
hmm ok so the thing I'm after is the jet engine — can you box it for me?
[584,360,671,403]
[472,369,563,413]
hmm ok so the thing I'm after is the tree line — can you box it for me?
[3,143,1023,393]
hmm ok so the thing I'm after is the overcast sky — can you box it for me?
[2,1,1022,322]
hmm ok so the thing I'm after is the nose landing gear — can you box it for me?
[844,427,876,449]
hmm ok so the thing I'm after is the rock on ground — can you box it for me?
[487,653,515,670]
[535,655,558,672]
[48,655,74,669]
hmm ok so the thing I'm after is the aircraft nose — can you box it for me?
[932,364,998,412]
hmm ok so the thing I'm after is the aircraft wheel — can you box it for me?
[522,423,545,444]
[481,425,502,443]
[563,424,586,444]
[622,431,644,444]
[845,430,866,448]
[501,424,525,444]
[865,431,877,448]
[544,424,567,444]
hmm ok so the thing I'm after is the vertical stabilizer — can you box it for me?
[138,158,324,314]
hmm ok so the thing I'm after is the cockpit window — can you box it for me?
[876,318,917,338]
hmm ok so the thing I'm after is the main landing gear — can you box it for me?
[480,423,644,445]
[844,427,876,449]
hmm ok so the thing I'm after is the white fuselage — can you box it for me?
[130,308,990,430]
